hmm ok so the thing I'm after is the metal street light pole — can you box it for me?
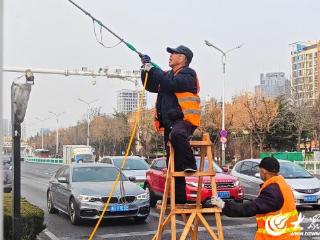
[204,40,243,166]
[35,117,50,149]
[49,111,65,156]
[78,98,99,146]
[11,69,34,240]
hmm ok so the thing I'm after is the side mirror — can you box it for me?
[221,166,229,173]
[58,177,69,183]
[254,173,261,178]
[128,176,136,182]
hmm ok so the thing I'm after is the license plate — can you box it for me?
[110,205,129,212]
[218,191,230,199]
[304,195,317,202]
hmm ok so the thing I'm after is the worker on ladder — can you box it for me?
[140,45,201,204]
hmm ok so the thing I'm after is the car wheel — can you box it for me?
[312,205,320,210]
[69,197,81,225]
[134,215,148,223]
[145,184,157,207]
[47,191,58,214]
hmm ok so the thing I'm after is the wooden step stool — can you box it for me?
[152,133,224,240]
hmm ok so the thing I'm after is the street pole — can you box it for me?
[49,111,65,156]
[11,70,34,240]
[78,98,99,146]
[205,40,242,166]
[35,117,50,149]
[87,110,89,146]
[221,55,226,165]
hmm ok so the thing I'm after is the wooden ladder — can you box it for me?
[152,133,224,240]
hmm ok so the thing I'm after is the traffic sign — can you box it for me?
[220,136,227,144]
[219,130,228,138]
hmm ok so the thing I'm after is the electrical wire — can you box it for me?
[88,72,149,240]
[92,19,122,48]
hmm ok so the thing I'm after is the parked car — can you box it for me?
[99,156,149,188]
[231,159,320,209]
[145,157,244,207]
[3,155,12,193]
[47,163,150,225]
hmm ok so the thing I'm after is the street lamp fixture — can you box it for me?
[204,40,243,166]
[49,111,65,156]
[78,98,99,146]
[25,69,34,85]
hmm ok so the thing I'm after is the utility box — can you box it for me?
[259,152,304,162]
[63,145,94,164]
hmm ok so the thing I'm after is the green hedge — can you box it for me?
[3,193,46,240]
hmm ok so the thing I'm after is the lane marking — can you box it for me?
[43,229,60,240]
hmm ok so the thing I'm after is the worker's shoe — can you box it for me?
[184,164,197,173]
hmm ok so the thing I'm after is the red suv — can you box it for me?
[145,157,244,207]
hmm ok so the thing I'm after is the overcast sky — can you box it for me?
[2,0,320,137]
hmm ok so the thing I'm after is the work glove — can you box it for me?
[143,63,153,72]
[140,54,151,64]
[211,196,225,209]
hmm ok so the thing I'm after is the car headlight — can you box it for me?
[78,195,97,202]
[137,192,149,200]
[233,180,240,187]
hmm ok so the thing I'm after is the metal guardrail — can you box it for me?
[294,160,320,175]
[24,157,64,164]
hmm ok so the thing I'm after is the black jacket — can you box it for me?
[223,183,284,217]
[141,66,198,129]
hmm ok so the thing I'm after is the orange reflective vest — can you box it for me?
[255,175,300,240]
[154,74,201,132]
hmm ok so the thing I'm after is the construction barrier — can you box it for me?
[24,156,63,164]
[259,152,303,161]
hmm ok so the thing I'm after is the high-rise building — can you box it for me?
[291,41,320,106]
[21,121,27,140]
[254,72,290,99]
[2,118,11,136]
[117,89,147,114]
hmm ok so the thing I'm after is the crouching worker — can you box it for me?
[211,157,301,239]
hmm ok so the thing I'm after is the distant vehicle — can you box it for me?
[3,155,12,193]
[47,163,150,225]
[231,159,320,209]
[63,145,94,164]
[145,157,244,207]
[99,156,149,188]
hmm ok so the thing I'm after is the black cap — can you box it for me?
[166,45,193,63]
[259,157,280,173]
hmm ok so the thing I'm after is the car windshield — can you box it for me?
[72,167,127,182]
[112,157,149,170]
[279,162,313,179]
[76,154,92,161]
[196,158,223,173]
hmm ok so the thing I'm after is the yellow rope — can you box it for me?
[88,71,149,240]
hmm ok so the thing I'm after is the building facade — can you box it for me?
[2,118,27,140]
[2,118,11,136]
[254,72,290,99]
[291,41,320,106]
[117,89,147,114]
